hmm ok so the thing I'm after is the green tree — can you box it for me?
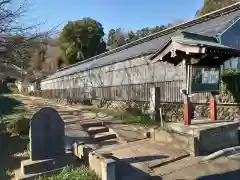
[107,28,127,48]
[151,25,166,33]
[198,0,238,16]
[136,28,151,38]
[107,25,168,48]
[60,18,107,65]
[126,31,138,43]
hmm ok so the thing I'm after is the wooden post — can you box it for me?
[183,59,192,125]
[183,95,191,125]
[210,92,217,121]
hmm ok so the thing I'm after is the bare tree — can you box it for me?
[0,0,58,79]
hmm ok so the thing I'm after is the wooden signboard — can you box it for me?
[188,65,221,94]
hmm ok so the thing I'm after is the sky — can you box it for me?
[16,0,204,35]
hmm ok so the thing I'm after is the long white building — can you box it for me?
[40,3,240,102]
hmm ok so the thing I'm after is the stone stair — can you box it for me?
[82,121,118,145]
[81,122,104,129]
[87,126,109,135]
[94,132,117,142]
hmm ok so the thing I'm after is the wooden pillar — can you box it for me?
[183,95,191,125]
[183,59,192,125]
[210,92,217,121]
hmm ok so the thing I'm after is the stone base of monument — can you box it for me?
[15,152,76,180]
[150,120,239,156]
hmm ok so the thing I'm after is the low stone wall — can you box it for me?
[151,121,239,156]
[92,100,240,122]
[161,103,240,122]
[92,99,149,112]
[73,142,116,180]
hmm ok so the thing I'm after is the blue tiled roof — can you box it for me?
[44,3,240,81]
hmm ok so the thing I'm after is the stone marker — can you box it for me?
[30,107,65,160]
[15,107,75,180]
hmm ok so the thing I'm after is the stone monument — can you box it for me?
[15,107,75,180]
[30,107,65,160]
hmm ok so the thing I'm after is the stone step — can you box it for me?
[81,122,104,129]
[87,126,109,135]
[94,132,117,142]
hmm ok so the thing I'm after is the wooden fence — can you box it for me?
[94,80,210,103]
[40,80,225,104]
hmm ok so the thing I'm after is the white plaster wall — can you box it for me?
[41,54,185,90]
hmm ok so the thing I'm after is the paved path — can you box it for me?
[12,95,240,180]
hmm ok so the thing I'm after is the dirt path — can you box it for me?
[13,95,149,146]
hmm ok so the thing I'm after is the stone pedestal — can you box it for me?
[151,120,239,156]
[15,152,76,180]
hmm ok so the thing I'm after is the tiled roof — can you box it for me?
[44,2,240,81]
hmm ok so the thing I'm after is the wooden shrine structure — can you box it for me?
[150,31,240,125]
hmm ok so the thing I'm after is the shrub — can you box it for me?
[220,69,240,103]
[7,116,30,135]
[7,83,19,94]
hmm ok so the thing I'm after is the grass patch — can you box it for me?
[0,82,19,94]
[38,166,100,180]
[104,108,158,126]
[0,95,26,121]
[7,116,30,135]
[0,135,29,180]
[83,106,159,127]
[0,95,30,135]
[7,83,19,94]
[0,95,29,179]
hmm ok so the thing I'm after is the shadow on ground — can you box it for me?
[113,156,162,180]
[116,155,169,164]
[0,135,29,180]
[197,169,240,180]
[0,96,24,118]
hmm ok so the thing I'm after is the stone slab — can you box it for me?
[20,153,76,175]
[150,128,199,156]
[164,120,239,155]
[166,120,239,137]
[95,139,189,171]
